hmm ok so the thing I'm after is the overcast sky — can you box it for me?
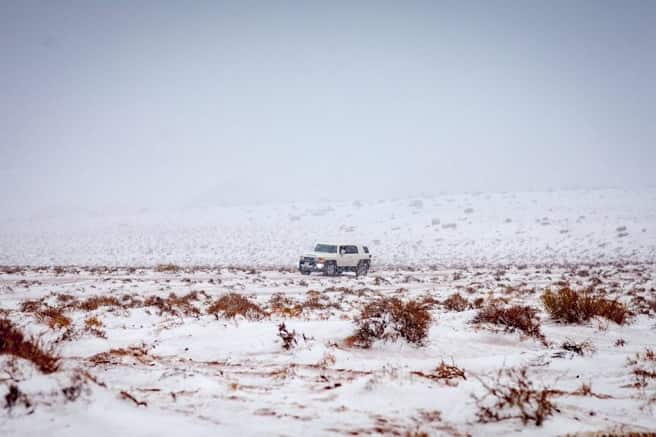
[1,1,655,215]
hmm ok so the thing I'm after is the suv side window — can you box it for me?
[363,246,369,254]
[344,245,358,254]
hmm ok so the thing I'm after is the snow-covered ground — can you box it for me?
[1,188,655,435]
[1,188,655,267]
[0,265,655,436]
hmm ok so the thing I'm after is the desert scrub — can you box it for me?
[207,293,266,320]
[348,297,431,347]
[0,318,60,374]
[474,367,558,426]
[441,293,470,312]
[472,304,545,343]
[541,287,628,324]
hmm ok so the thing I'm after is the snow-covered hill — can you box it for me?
[1,188,654,266]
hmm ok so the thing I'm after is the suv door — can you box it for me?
[340,245,359,267]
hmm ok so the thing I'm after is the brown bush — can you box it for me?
[144,291,203,317]
[560,339,594,356]
[0,318,60,374]
[269,293,302,317]
[84,317,106,338]
[76,296,122,311]
[278,323,298,350]
[207,293,266,320]
[474,367,557,426]
[412,361,466,386]
[155,263,180,273]
[472,305,545,343]
[36,306,71,329]
[348,297,431,348]
[441,293,470,312]
[627,348,656,390]
[4,384,32,410]
[541,287,629,324]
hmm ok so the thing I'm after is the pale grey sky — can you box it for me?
[1,1,655,216]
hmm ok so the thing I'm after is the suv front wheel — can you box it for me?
[324,262,337,276]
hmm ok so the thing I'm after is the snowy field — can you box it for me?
[1,264,655,436]
[1,188,656,436]
[1,188,655,267]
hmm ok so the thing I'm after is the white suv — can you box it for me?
[299,243,372,276]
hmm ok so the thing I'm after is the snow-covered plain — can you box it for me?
[1,188,655,267]
[1,188,655,436]
[1,265,655,436]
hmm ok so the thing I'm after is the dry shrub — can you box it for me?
[20,299,44,313]
[155,263,179,273]
[412,361,466,386]
[269,293,302,317]
[278,323,297,350]
[207,293,266,320]
[4,384,31,410]
[630,294,656,316]
[0,318,60,374]
[474,367,557,426]
[84,317,106,338]
[76,296,122,311]
[144,291,203,317]
[472,304,545,343]
[89,345,151,366]
[561,339,594,356]
[627,348,656,390]
[36,306,71,329]
[348,297,431,348]
[541,287,629,325]
[442,293,470,312]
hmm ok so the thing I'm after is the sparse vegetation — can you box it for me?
[207,293,266,320]
[627,348,656,390]
[277,323,297,350]
[541,287,629,324]
[472,304,545,343]
[560,339,594,356]
[441,293,470,312]
[0,318,60,373]
[347,297,431,347]
[412,361,466,386]
[474,367,557,426]
[155,263,180,273]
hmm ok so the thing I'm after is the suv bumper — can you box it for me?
[298,259,326,273]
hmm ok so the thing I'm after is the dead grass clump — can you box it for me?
[561,339,594,356]
[84,317,106,338]
[36,306,70,329]
[0,318,60,374]
[441,293,470,312]
[76,296,123,312]
[144,291,202,317]
[4,384,32,410]
[348,297,431,348]
[472,305,545,343]
[412,361,466,386]
[89,345,151,366]
[207,293,266,320]
[541,287,629,325]
[627,348,656,390]
[278,323,298,350]
[155,263,180,273]
[474,367,558,426]
[269,293,302,317]
[20,299,44,313]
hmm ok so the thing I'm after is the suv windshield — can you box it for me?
[314,244,337,253]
